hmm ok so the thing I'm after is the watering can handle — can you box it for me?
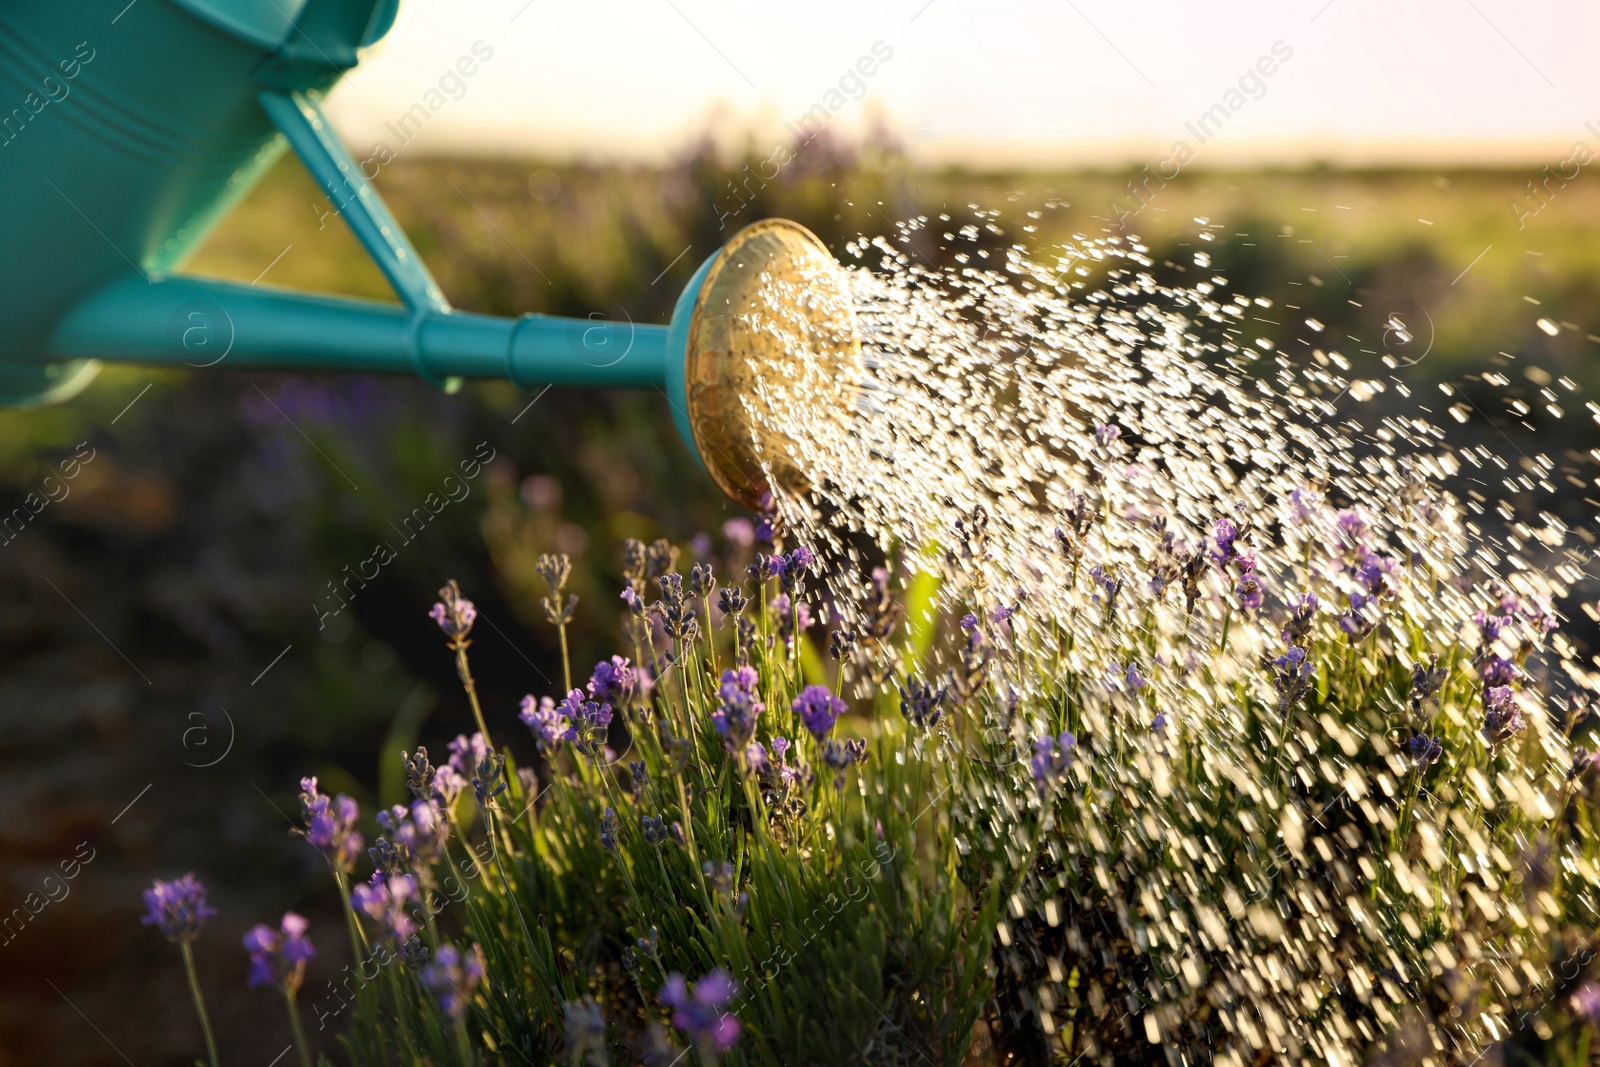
[257,89,449,316]
[256,87,459,388]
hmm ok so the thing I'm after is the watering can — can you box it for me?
[0,0,860,507]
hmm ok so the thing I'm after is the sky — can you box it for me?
[324,0,1600,168]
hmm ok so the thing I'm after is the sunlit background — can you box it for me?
[327,0,1600,165]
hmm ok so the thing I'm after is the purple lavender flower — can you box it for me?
[375,798,451,868]
[712,667,764,757]
[1150,712,1169,733]
[1339,592,1376,644]
[702,860,735,893]
[1507,594,1558,635]
[447,733,489,782]
[793,684,846,741]
[660,970,741,1051]
[1089,564,1123,619]
[745,741,768,770]
[820,738,867,789]
[1210,518,1239,569]
[959,613,980,632]
[1480,656,1519,687]
[765,736,813,790]
[421,942,485,1022]
[1406,734,1444,769]
[641,814,669,846]
[351,871,418,943]
[470,748,507,809]
[717,586,749,617]
[1031,731,1077,793]
[600,806,619,852]
[1473,609,1508,648]
[781,546,815,594]
[748,553,785,583]
[1335,508,1369,547]
[1409,655,1448,710]
[1274,646,1313,714]
[1483,686,1525,747]
[141,874,216,943]
[432,765,467,807]
[1288,485,1322,524]
[558,689,615,755]
[588,655,636,706]
[754,493,781,546]
[429,580,476,639]
[299,777,364,874]
[1282,592,1319,646]
[1351,547,1392,595]
[1235,571,1263,611]
[519,695,566,752]
[243,912,315,993]
[1106,662,1147,694]
[1092,423,1121,450]
[899,677,946,730]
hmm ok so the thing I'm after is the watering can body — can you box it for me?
[0,0,399,402]
[0,0,860,507]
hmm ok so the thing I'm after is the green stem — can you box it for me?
[1392,774,1423,853]
[704,600,720,677]
[285,991,313,1067]
[674,770,709,902]
[335,870,369,956]
[486,809,541,962]
[455,644,494,750]
[180,941,221,1067]
[557,621,572,695]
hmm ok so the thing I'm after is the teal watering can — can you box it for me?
[0,0,860,507]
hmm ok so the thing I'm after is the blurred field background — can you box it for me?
[5,134,1600,1063]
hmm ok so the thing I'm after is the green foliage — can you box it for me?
[328,554,995,1066]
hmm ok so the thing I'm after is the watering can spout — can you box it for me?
[47,217,860,509]
[3,2,859,507]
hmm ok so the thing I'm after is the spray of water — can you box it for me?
[734,205,1597,1063]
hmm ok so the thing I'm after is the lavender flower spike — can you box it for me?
[712,667,765,758]
[661,969,741,1051]
[588,655,636,707]
[243,912,316,994]
[793,684,846,741]
[1406,734,1444,770]
[298,776,364,874]
[142,873,216,943]
[1234,570,1263,612]
[421,942,486,1022]
[519,695,566,753]
[351,871,419,943]
[429,579,476,639]
[1482,686,1525,747]
[1031,731,1077,794]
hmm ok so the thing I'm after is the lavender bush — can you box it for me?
[143,507,1599,1064]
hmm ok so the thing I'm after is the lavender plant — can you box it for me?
[174,552,992,1065]
[138,514,1600,1064]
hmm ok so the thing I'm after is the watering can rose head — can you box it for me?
[672,220,863,509]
